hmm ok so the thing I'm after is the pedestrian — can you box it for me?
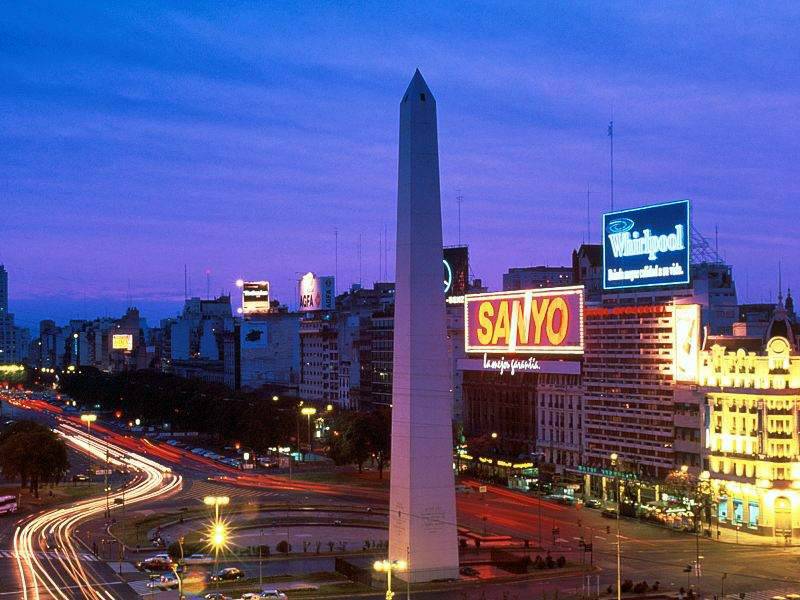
[92,541,98,556]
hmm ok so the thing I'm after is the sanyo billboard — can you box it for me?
[602,199,691,290]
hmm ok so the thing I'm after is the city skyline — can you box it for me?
[4,3,799,327]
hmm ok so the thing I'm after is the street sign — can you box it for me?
[95,469,112,475]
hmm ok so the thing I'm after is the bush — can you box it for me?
[276,540,291,554]
[633,581,649,593]
[533,555,545,569]
[556,555,566,568]
[621,579,633,593]
[545,555,555,569]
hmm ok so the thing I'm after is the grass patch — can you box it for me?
[0,483,105,511]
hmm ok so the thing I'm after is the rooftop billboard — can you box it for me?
[464,286,584,355]
[112,334,133,351]
[443,246,469,298]
[242,280,270,315]
[602,199,690,290]
[298,272,335,312]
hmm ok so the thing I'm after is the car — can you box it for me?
[44,533,58,550]
[136,553,173,571]
[257,591,288,600]
[184,552,214,565]
[601,507,618,519]
[147,572,180,590]
[203,594,231,600]
[333,519,342,526]
[72,474,90,483]
[210,567,245,582]
[584,498,602,509]
[459,566,479,577]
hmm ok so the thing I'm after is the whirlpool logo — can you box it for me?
[607,217,635,234]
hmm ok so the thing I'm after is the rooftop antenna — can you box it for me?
[778,260,783,305]
[383,222,388,281]
[184,264,188,301]
[358,232,362,286]
[205,269,211,300]
[456,190,464,245]
[608,116,614,211]
[715,224,719,257]
[334,227,339,294]
[378,227,383,283]
[586,184,591,244]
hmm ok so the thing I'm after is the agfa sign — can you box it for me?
[464,286,584,355]
[603,199,690,290]
[298,272,335,312]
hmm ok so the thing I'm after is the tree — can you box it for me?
[328,408,391,478]
[0,420,70,498]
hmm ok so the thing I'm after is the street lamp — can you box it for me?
[610,452,621,600]
[373,558,407,600]
[81,413,97,476]
[301,407,317,454]
[204,496,230,587]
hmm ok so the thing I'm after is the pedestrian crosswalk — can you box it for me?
[0,549,98,561]
[180,479,281,504]
[127,578,153,595]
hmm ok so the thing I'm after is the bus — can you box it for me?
[0,495,18,516]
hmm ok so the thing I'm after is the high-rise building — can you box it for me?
[503,265,573,291]
[239,310,300,391]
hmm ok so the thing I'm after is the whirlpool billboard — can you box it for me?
[603,199,691,290]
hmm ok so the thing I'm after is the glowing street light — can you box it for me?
[373,558,407,600]
[610,452,621,600]
[301,407,317,453]
[235,279,244,288]
[490,432,498,439]
[204,495,230,586]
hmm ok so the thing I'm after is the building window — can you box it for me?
[733,499,744,525]
[748,502,759,529]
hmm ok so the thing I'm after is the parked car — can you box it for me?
[203,594,231,600]
[210,567,245,582]
[136,553,173,571]
[585,498,603,509]
[147,572,179,590]
[258,591,288,600]
[184,553,214,565]
[601,507,618,519]
[72,474,90,483]
[459,566,479,577]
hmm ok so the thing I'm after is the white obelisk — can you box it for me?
[388,69,459,582]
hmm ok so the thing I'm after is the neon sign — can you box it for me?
[603,199,691,290]
[464,286,584,355]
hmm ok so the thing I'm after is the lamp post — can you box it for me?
[695,470,710,588]
[301,407,317,455]
[610,452,621,600]
[373,558,407,600]
[80,413,97,478]
[204,495,230,587]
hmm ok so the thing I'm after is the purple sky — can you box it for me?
[3,3,799,328]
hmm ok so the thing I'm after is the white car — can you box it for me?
[147,572,179,590]
[259,591,288,600]
[184,552,214,565]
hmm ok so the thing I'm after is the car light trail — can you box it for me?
[12,421,182,600]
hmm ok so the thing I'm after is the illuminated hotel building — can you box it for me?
[698,298,800,536]
[580,261,737,496]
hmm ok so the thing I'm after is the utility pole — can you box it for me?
[456,191,463,245]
